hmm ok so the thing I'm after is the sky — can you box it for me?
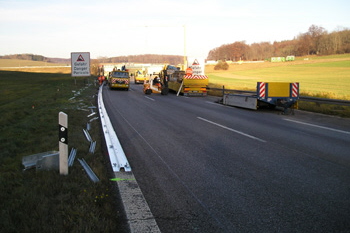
[0,0,349,59]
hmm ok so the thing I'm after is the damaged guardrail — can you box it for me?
[22,147,77,171]
[68,148,77,167]
[21,83,102,182]
[98,86,131,172]
[78,158,100,183]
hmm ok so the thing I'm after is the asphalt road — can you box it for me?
[103,83,350,233]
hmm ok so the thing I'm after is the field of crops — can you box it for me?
[0,58,69,67]
[206,54,350,100]
[0,59,71,73]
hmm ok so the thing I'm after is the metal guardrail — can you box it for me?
[98,85,131,172]
[299,96,350,106]
[207,87,350,107]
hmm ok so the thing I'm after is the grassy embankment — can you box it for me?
[206,54,350,117]
[0,69,128,232]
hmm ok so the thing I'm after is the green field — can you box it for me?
[206,54,350,100]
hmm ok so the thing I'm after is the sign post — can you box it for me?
[59,112,68,175]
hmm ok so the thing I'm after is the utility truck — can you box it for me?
[108,68,130,90]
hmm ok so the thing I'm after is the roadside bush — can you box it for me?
[214,60,229,70]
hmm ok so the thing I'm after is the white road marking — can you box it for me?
[197,117,266,142]
[284,118,350,135]
[144,96,155,101]
[206,101,220,105]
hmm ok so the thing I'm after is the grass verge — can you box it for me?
[0,71,128,232]
[298,101,350,117]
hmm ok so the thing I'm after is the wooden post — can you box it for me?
[59,112,68,175]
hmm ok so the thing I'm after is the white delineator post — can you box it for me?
[59,112,68,175]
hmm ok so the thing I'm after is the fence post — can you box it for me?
[222,85,225,96]
[59,112,68,175]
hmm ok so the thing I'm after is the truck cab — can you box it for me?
[108,70,130,90]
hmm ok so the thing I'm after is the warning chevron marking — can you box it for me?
[184,75,208,79]
[77,54,85,61]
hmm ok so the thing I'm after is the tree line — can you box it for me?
[207,25,350,61]
[97,54,183,64]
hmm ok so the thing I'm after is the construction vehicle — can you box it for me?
[134,70,147,84]
[158,65,208,96]
[223,82,299,113]
[143,74,169,95]
[108,66,130,90]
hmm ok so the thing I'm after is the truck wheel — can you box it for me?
[161,87,169,95]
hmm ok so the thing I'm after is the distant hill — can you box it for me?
[100,54,183,64]
[0,54,70,64]
[1,54,48,62]
[0,53,183,64]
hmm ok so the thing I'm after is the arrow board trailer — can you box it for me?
[223,82,299,111]
[71,52,90,77]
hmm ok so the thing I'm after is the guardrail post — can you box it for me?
[59,112,68,175]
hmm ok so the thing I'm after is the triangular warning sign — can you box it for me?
[77,54,85,61]
[192,59,199,65]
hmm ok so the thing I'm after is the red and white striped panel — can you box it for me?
[184,75,208,79]
[259,82,266,97]
[292,82,299,97]
[112,78,129,84]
